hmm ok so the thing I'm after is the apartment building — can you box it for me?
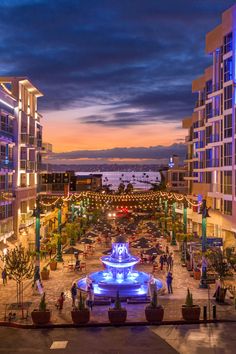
[0,77,43,248]
[166,155,188,194]
[183,5,236,250]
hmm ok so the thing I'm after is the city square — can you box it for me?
[1,1,236,353]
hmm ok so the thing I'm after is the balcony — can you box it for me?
[195,141,205,149]
[195,99,205,108]
[206,135,220,144]
[0,158,14,170]
[19,212,34,229]
[20,160,36,171]
[223,157,232,166]
[0,123,14,142]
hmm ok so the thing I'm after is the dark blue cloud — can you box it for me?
[0,0,235,126]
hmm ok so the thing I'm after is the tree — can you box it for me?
[1,245,34,309]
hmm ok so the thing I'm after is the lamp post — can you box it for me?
[171,201,177,246]
[56,198,64,262]
[164,199,168,232]
[183,200,188,235]
[33,196,42,282]
[199,199,210,288]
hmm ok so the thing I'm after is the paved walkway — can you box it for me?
[0,231,235,324]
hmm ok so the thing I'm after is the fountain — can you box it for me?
[77,235,163,298]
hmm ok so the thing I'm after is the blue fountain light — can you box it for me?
[77,235,163,298]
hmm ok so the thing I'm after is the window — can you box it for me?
[224,85,232,110]
[0,204,13,220]
[206,80,212,94]
[224,142,232,166]
[223,171,232,194]
[224,114,232,138]
[206,102,213,119]
[223,200,232,215]
[206,149,212,167]
[205,172,212,184]
[224,32,232,54]
[224,57,233,82]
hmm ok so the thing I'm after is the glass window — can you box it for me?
[224,85,232,110]
[224,32,232,54]
[224,114,232,138]
[206,80,212,94]
[223,200,232,215]
[223,171,232,194]
[206,102,213,119]
[224,57,233,82]
[224,142,232,166]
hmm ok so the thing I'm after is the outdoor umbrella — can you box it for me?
[63,247,83,255]
[102,248,112,255]
[144,247,163,256]
[86,232,98,238]
[80,238,94,245]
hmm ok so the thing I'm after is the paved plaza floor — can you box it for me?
[0,228,235,324]
[0,323,236,354]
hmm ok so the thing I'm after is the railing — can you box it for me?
[185,153,198,160]
[195,100,205,108]
[206,135,220,144]
[20,160,36,171]
[224,157,232,166]
[0,123,13,135]
[212,83,222,92]
[0,159,14,170]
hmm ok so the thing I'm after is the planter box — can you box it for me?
[41,269,50,280]
[49,261,57,271]
[31,310,51,325]
[182,305,201,321]
[108,309,127,325]
[145,306,164,323]
[71,309,90,324]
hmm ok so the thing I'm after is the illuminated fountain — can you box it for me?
[77,235,163,298]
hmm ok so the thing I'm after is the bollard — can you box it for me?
[212,305,216,319]
[203,305,207,321]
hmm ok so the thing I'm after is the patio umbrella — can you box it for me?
[102,248,112,255]
[144,247,163,256]
[86,232,98,238]
[80,238,94,245]
[63,247,83,255]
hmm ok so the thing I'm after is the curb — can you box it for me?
[0,319,236,329]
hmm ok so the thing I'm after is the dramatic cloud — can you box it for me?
[0,0,235,129]
[47,143,186,164]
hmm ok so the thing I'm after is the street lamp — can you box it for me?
[33,196,43,282]
[199,199,210,288]
[171,201,177,246]
[56,197,64,262]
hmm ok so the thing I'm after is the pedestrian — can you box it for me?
[166,272,173,294]
[2,268,7,285]
[86,284,94,311]
[163,254,167,264]
[57,292,65,312]
[160,255,164,270]
[167,254,173,271]
[74,252,79,262]
[166,245,169,254]
[71,283,77,307]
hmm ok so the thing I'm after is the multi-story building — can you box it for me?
[166,155,188,194]
[39,171,103,194]
[183,5,236,250]
[0,77,43,249]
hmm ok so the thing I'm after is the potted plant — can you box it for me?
[193,267,201,280]
[182,288,201,321]
[71,292,90,324]
[145,290,164,323]
[49,259,57,271]
[108,291,127,325]
[208,249,230,303]
[31,293,51,325]
[41,266,49,280]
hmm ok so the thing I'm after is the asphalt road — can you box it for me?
[0,323,235,354]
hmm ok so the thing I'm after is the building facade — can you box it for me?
[166,155,188,194]
[183,5,236,250]
[0,77,43,248]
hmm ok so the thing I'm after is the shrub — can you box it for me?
[39,293,47,311]
[185,288,193,307]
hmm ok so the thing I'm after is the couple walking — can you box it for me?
[71,282,94,310]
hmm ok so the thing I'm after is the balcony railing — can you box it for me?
[0,159,14,170]
[20,160,36,171]
[0,123,13,135]
[195,99,205,108]
[206,135,220,144]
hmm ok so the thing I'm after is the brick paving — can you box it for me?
[0,233,235,325]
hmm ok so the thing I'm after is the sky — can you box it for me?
[1,0,235,164]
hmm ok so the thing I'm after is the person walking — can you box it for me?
[2,268,7,285]
[167,254,173,271]
[86,284,94,311]
[71,283,77,307]
[57,292,66,312]
[166,272,173,294]
[166,245,169,254]
[160,255,164,270]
